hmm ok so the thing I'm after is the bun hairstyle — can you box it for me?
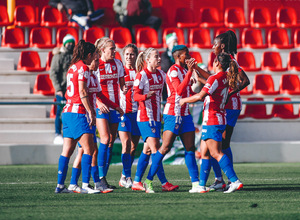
[94,37,114,56]
[70,39,96,66]
[135,47,155,72]
[215,30,237,56]
[217,52,239,90]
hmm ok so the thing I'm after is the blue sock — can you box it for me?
[199,159,211,186]
[147,151,164,181]
[98,143,108,178]
[223,147,233,163]
[134,152,150,182]
[104,147,113,177]
[218,155,238,182]
[131,154,135,166]
[211,157,222,179]
[185,151,199,182]
[81,154,92,184]
[91,166,99,183]
[154,154,168,185]
[122,153,131,178]
[123,154,135,176]
[57,155,70,185]
[70,167,81,185]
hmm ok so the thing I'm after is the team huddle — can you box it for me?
[55,30,250,194]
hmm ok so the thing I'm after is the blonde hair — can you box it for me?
[135,47,156,72]
[94,37,114,56]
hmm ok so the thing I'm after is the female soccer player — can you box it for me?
[132,47,179,193]
[180,52,243,193]
[55,40,98,193]
[209,30,250,191]
[95,38,126,190]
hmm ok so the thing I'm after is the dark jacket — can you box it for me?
[161,49,174,73]
[49,0,94,15]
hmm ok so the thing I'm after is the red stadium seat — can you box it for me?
[271,97,299,119]
[267,28,293,49]
[236,51,260,71]
[207,52,216,72]
[83,27,105,44]
[97,7,119,28]
[0,5,13,27]
[189,28,212,48]
[56,27,79,47]
[46,51,53,71]
[162,28,185,48]
[252,74,279,95]
[261,51,287,72]
[175,8,198,28]
[115,51,122,61]
[287,51,300,71]
[276,7,300,28]
[110,27,132,48]
[241,28,267,49]
[33,74,55,96]
[243,97,273,119]
[152,7,172,28]
[250,7,275,28]
[40,5,67,27]
[29,27,55,49]
[189,51,202,63]
[14,5,39,27]
[50,98,57,118]
[136,27,161,48]
[224,7,248,28]
[17,51,46,72]
[1,27,28,48]
[199,7,224,28]
[239,86,253,95]
[293,29,300,48]
[279,74,300,95]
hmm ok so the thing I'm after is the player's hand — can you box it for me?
[146,91,155,99]
[116,107,124,117]
[88,111,96,126]
[122,85,128,95]
[179,98,185,106]
[98,102,110,113]
[186,58,196,72]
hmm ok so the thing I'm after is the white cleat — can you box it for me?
[119,175,127,188]
[208,180,226,192]
[224,180,243,193]
[125,177,133,188]
[82,185,101,194]
[53,134,63,145]
[68,184,88,194]
[189,184,209,193]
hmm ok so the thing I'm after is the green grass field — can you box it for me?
[0,163,300,220]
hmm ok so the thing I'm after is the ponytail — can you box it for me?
[70,39,96,66]
[135,47,155,72]
[215,30,237,56]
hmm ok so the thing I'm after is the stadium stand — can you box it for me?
[261,51,287,72]
[17,51,46,72]
[287,51,300,71]
[198,7,224,28]
[1,27,29,48]
[56,27,79,47]
[242,97,273,119]
[279,74,300,95]
[14,5,39,27]
[252,74,280,95]
[250,7,275,28]
[162,27,185,47]
[267,28,293,49]
[189,28,212,49]
[109,27,132,48]
[236,51,261,71]
[136,27,161,48]
[40,5,67,27]
[82,27,105,44]
[224,7,248,28]
[33,73,55,96]
[175,7,198,28]
[241,28,267,49]
[276,6,300,28]
[271,97,299,119]
[29,27,55,49]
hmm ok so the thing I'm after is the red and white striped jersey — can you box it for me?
[88,72,101,111]
[63,60,90,114]
[133,68,165,122]
[225,55,243,110]
[202,71,228,126]
[163,64,192,116]
[95,58,124,109]
[120,67,138,113]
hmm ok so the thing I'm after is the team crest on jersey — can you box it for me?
[158,75,162,81]
[121,122,125,127]
[112,65,116,71]
[97,109,102,115]
[151,128,156,133]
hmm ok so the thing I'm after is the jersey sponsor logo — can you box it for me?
[152,74,159,83]
[150,84,163,90]
[134,79,140,87]
[99,73,118,79]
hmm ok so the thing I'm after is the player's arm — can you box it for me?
[79,80,96,126]
[179,90,207,106]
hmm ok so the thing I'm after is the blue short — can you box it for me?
[62,112,93,140]
[118,112,141,136]
[163,114,195,135]
[201,125,226,142]
[226,109,241,127]
[96,109,121,124]
[78,126,97,148]
[137,121,161,142]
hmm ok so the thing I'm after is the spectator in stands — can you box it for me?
[113,0,162,41]
[49,0,104,30]
[50,34,75,145]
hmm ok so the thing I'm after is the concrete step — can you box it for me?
[0,130,55,144]
[0,94,54,101]
[0,58,14,71]
[0,118,54,130]
[0,105,47,118]
[0,82,30,94]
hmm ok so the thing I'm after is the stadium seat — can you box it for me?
[1,27,29,48]
[56,27,79,47]
[199,7,224,28]
[189,28,212,48]
[14,5,39,27]
[261,51,287,72]
[115,51,122,61]
[46,51,53,71]
[271,97,299,119]
[293,29,300,47]
[110,27,132,48]
[189,51,202,63]
[239,86,253,95]
[252,74,279,95]
[29,27,55,49]
[98,7,119,28]
[175,8,198,28]
[136,27,161,48]
[214,28,241,48]
[162,28,185,48]
[207,52,216,72]
[224,7,248,28]
[17,51,46,72]
[241,28,267,49]
[40,5,67,27]
[267,28,293,49]
[287,51,300,71]
[0,5,13,27]
[243,97,273,119]
[33,74,55,96]
[152,7,172,28]
[83,27,105,44]
[279,74,300,95]
[236,51,261,71]
[276,7,300,28]
[250,7,275,28]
